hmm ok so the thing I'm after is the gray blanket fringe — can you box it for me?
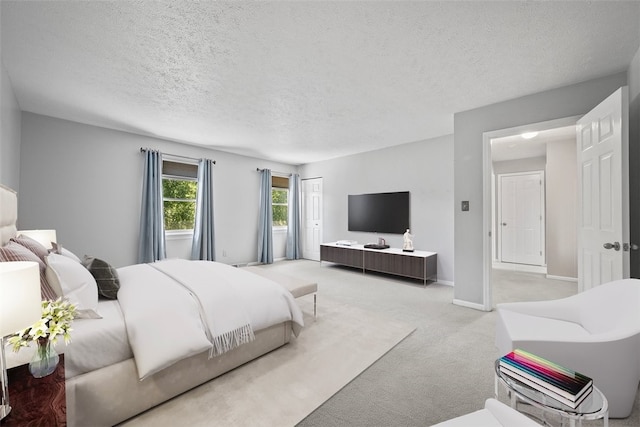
[209,323,256,358]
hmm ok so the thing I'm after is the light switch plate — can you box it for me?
[461,201,469,211]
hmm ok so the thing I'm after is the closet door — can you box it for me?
[302,178,323,261]
[499,171,545,266]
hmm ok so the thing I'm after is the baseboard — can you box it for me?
[493,262,547,274]
[232,261,261,268]
[546,274,578,282]
[234,259,286,267]
[437,280,454,287]
[452,299,491,312]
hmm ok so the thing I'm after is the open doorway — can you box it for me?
[482,116,581,309]
[482,88,630,310]
[491,125,578,276]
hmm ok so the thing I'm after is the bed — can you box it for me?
[0,184,304,426]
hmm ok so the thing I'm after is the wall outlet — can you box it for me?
[222,249,228,257]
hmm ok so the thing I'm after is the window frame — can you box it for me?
[271,175,290,231]
[272,187,289,231]
[162,158,199,235]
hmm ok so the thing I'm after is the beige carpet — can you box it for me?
[120,295,415,427]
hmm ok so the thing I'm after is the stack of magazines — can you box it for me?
[499,349,593,408]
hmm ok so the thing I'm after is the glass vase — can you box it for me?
[29,337,59,378]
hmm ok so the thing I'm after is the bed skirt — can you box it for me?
[66,321,293,427]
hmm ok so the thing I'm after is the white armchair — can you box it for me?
[431,398,540,426]
[495,278,640,418]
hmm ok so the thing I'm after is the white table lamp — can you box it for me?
[17,229,57,250]
[0,261,42,420]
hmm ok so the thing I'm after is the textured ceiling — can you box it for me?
[491,126,576,162]
[2,1,639,165]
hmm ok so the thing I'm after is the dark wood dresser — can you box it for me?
[3,354,66,426]
[320,242,437,285]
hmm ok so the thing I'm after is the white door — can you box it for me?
[302,178,323,261]
[577,87,629,291]
[499,172,545,266]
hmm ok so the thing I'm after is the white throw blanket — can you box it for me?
[151,260,255,357]
[117,259,304,380]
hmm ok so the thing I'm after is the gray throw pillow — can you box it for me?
[82,256,120,299]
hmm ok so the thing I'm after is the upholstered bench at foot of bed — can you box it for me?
[243,266,318,319]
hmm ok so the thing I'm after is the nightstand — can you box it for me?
[3,354,66,426]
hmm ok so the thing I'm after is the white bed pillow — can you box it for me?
[45,253,100,318]
[50,242,82,263]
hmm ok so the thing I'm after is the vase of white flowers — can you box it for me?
[29,336,59,378]
[8,298,77,378]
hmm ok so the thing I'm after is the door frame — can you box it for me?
[482,116,580,311]
[497,170,546,266]
[301,177,323,261]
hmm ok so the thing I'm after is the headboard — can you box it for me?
[0,184,18,245]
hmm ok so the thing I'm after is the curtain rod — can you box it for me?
[256,168,292,177]
[140,147,216,164]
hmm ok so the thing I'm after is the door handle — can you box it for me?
[501,222,507,226]
[623,243,639,251]
[603,242,621,251]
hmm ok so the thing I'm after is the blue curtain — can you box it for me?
[257,169,273,264]
[286,174,301,260]
[191,159,216,261]
[138,150,166,263]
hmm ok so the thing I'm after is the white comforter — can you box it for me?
[5,300,132,377]
[117,259,304,380]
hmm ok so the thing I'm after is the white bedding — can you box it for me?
[6,258,303,381]
[64,299,132,377]
[5,300,132,377]
[117,259,304,380]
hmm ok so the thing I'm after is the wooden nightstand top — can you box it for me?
[4,354,66,426]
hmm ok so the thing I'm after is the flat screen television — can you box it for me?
[348,191,410,234]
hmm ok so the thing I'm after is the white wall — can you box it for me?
[0,59,21,191]
[628,41,640,278]
[453,72,628,306]
[0,2,23,191]
[629,41,640,102]
[300,135,454,284]
[546,139,577,279]
[18,113,297,267]
[492,157,546,175]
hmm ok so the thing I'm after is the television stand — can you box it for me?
[320,242,437,286]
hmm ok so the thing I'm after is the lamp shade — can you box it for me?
[0,262,42,337]
[17,230,57,250]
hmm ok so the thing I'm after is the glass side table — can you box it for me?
[494,360,608,427]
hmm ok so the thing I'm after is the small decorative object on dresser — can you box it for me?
[402,229,414,252]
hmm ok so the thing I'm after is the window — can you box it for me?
[272,176,289,228]
[162,160,198,232]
